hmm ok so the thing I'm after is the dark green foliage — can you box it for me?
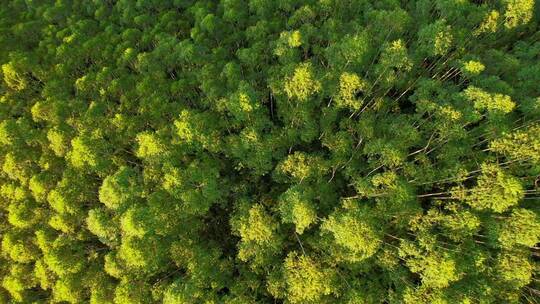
[0,0,539,303]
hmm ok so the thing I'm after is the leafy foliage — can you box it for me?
[0,0,539,303]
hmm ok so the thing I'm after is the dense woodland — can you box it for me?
[0,0,540,303]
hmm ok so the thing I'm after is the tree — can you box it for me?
[135,131,168,162]
[320,205,382,263]
[398,241,462,289]
[490,123,540,163]
[99,167,142,211]
[417,20,453,57]
[283,63,321,102]
[7,199,43,229]
[1,230,39,264]
[268,252,337,304]
[496,208,540,249]
[162,158,225,215]
[68,133,113,174]
[2,263,38,302]
[114,279,153,304]
[502,0,535,29]
[86,207,120,246]
[274,152,328,183]
[52,274,86,303]
[43,235,86,278]
[452,163,524,213]
[462,86,516,115]
[334,72,367,111]
[231,202,283,268]
[117,235,169,276]
[174,109,225,153]
[278,185,317,234]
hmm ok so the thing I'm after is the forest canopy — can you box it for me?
[0,0,540,303]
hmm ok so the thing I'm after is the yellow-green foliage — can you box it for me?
[0,1,538,303]
[463,86,516,114]
[496,252,533,288]
[237,204,279,245]
[461,60,485,77]
[418,20,453,56]
[335,72,366,110]
[1,62,27,91]
[284,63,321,101]
[321,206,381,263]
[503,0,535,29]
[86,208,119,244]
[497,208,540,249]
[135,132,167,160]
[454,163,523,213]
[278,186,317,234]
[490,124,540,162]
[99,167,140,210]
[272,252,336,303]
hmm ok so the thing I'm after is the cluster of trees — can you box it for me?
[0,0,539,303]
